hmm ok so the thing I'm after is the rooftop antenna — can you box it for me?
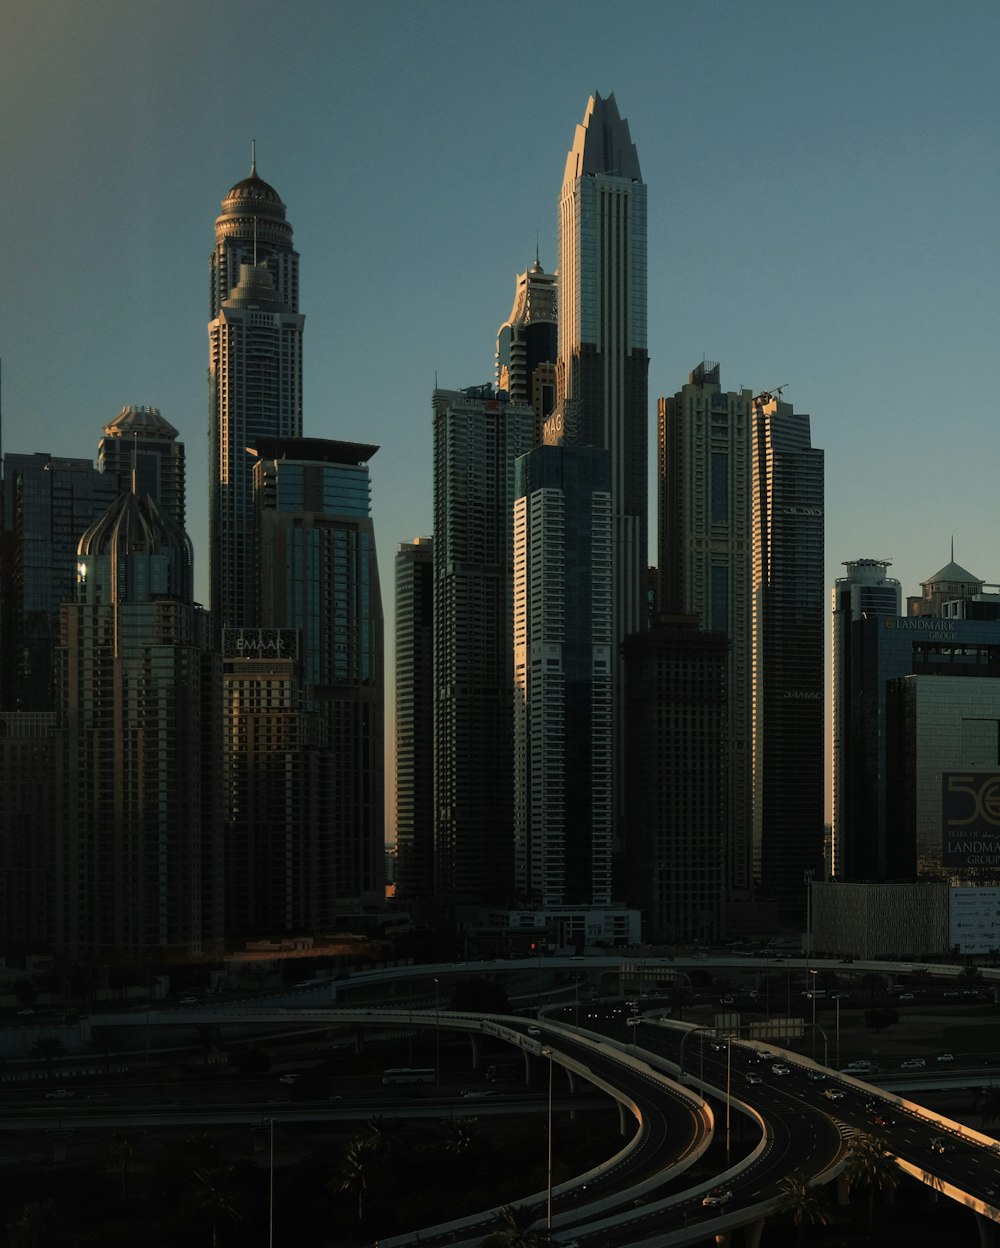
[536,231,540,266]
[251,138,257,176]
[951,535,955,562]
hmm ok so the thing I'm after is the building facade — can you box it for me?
[58,490,221,960]
[658,362,753,898]
[513,444,613,909]
[208,161,303,641]
[97,405,185,532]
[433,385,536,909]
[750,389,825,923]
[496,257,557,443]
[623,617,729,945]
[831,558,902,879]
[394,537,434,908]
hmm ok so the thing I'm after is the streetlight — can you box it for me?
[542,1047,554,1233]
[433,978,440,1090]
[268,1117,275,1248]
[835,994,841,1071]
[809,969,818,1060]
[725,1036,732,1168]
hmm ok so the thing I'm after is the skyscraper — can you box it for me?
[496,258,557,443]
[225,436,385,929]
[549,93,648,653]
[658,362,753,897]
[751,389,825,923]
[513,444,613,909]
[209,159,303,640]
[831,558,901,879]
[58,488,221,960]
[394,537,434,908]
[433,385,536,909]
[98,405,185,532]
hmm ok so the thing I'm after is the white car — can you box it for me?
[936,1053,955,1063]
[702,1188,733,1208]
[771,1064,790,1076]
[901,1058,926,1070]
[45,1089,74,1099]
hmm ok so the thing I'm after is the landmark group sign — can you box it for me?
[942,773,1000,868]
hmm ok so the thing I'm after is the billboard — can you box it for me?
[942,773,1000,868]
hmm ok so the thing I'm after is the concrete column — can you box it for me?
[975,1211,997,1248]
[742,1218,765,1248]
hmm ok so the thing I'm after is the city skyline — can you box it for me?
[3,0,1000,830]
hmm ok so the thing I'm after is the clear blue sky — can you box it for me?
[3,0,999,826]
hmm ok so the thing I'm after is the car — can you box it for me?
[179,996,198,1005]
[898,993,914,1000]
[17,1008,36,1016]
[930,1136,956,1153]
[864,1098,879,1112]
[771,1064,790,1076]
[901,1058,926,1070]
[936,1053,955,1063]
[872,1114,896,1129]
[823,1087,846,1101]
[461,1089,499,1099]
[746,1072,763,1085]
[526,1026,541,1036]
[625,1016,641,1026]
[278,1074,299,1085]
[807,1070,827,1081]
[45,1089,74,1099]
[702,1188,733,1208]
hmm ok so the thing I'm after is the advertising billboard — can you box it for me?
[941,773,1000,868]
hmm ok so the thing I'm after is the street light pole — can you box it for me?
[725,1038,732,1168]
[809,968,818,1060]
[268,1117,275,1248]
[433,978,440,1091]
[836,995,841,1071]
[543,1047,553,1233]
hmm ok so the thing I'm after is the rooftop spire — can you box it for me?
[250,138,257,177]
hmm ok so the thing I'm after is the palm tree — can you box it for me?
[186,1164,242,1248]
[771,1172,835,1247]
[332,1135,383,1226]
[106,1131,135,1200]
[479,1203,550,1247]
[842,1130,899,1237]
[5,1201,62,1247]
[26,1034,66,1080]
[440,1115,480,1159]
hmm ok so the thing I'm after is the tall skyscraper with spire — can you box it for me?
[548,92,648,647]
[547,92,648,863]
[209,154,303,640]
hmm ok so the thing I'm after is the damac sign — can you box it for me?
[942,773,1000,867]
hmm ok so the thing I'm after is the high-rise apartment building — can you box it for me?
[209,160,303,640]
[98,405,185,531]
[751,389,825,923]
[513,444,613,908]
[58,488,221,960]
[831,558,902,879]
[223,436,385,932]
[658,362,753,896]
[394,537,434,908]
[548,93,648,655]
[496,258,557,443]
[1,453,121,711]
[623,617,728,945]
[433,385,536,909]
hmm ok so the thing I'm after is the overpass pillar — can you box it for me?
[742,1218,765,1248]
[976,1211,998,1248]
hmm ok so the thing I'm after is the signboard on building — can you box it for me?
[223,628,298,660]
[942,773,1000,868]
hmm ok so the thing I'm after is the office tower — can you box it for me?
[433,385,536,908]
[658,362,753,898]
[623,617,728,944]
[1,453,120,711]
[209,159,303,640]
[513,444,613,908]
[549,92,648,656]
[750,389,825,923]
[831,558,901,878]
[496,258,557,441]
[58,488,221,960]
[98,405,185,530]
[241,436,385,922]
[0,712,57,950]
[395,537,434,908]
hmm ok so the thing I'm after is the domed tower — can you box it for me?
[210,148,298,317]
[209,150,304,640]
[58,486,220,961]
[97,404,185,531]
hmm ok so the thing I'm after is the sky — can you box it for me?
[2,0,1000,828]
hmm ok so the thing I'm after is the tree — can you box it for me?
[106,1131,135,1200]
[771,1172,835,1247]
[479,1203,550,1247]
[186,1165,242,1247]
[27,1034,66,1080]
[332,1135,382,1226]
[842,1131,899,1237]
[5,1201,63,1247]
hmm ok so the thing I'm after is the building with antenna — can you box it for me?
[98,404,185,532]
[209,156,303,641]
